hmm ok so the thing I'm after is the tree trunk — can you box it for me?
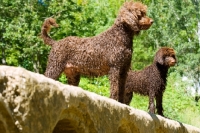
[33,54,40,73]
[1,45,6,65]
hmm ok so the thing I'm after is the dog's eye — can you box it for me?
[163,56,168,60]
[141,12,146,16]
[138,15,142,19]
[170,54,175,58]
[138,13,143,19]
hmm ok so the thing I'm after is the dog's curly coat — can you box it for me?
[41,1,153,103]
[124,47,177,116]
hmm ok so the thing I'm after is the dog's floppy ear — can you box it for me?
[119,2,141,31]
[154,49,164,65]
[122,11,140,31]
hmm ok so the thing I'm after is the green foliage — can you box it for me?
[164,72,200,127]
[0,0,50,72]
[59,74,110,97]
[130,94,148,111]
[179,108,200,128]
[79,76,110,97]
[58,73,67,84]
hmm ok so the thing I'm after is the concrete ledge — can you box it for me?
[0,66,200,133]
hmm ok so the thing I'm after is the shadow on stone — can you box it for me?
[0,121,6,133]
[53,119,77,133]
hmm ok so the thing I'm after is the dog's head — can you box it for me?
[118,1,153,32]
[154,47,177,67]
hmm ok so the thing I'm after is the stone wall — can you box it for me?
[0,66,200,133]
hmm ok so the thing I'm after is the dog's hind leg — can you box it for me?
[66,73,80,86]
[44,53,66,80]
[64,67,80,86]
[44,62,65,80]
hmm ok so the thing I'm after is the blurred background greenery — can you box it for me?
[0,0,200,128]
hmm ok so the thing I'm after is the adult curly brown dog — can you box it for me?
[124,47,177,116]
[41,1,153,103]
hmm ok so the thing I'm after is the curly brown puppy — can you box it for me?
[41,1,153,103]
[124,47,177,116]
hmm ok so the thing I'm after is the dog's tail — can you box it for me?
[41,17,59,46]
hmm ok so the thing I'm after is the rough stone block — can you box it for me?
[0,66,200,133]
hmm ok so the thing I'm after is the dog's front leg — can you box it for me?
[109,67,119,101]
[109,67,126,103]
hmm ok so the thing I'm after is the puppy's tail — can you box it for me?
[40,17,59,46]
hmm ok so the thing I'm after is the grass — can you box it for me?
[179,108,200,127]
[79,76,110,97]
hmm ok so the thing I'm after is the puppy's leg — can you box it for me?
[156,94,164,116]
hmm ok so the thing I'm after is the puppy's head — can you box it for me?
[118,1,153,32]
[154,47,177,67]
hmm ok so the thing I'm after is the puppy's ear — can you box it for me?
[154,50,164,65]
